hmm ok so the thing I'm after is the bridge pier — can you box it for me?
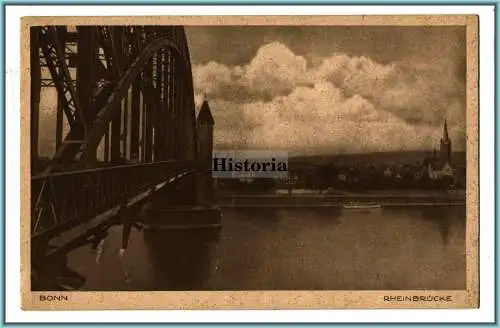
[139,173,221,230]
[138,99,221,231]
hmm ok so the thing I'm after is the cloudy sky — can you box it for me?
[186,26,466,155]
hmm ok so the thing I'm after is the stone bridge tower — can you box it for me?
[196,100,215,205]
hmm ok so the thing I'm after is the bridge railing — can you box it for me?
[31,160,195,243]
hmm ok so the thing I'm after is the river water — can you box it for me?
[66,205,466,291]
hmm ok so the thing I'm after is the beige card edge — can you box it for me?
[19,14,479,310]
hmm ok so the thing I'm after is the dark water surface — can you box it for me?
[67,206,466,290]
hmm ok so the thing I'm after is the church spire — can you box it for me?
[443,119,449,141]
[439,118,452,165]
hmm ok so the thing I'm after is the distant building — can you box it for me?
[414,170,423,180]
[440,162,454,177]
[428,162,454,180]
[425,119,455,181]
[439,119,452,165]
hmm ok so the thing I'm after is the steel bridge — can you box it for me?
[30,25,215,290]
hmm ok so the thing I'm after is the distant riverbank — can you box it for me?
[215,189,466,208]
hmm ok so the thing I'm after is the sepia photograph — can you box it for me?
[21,14,479,311]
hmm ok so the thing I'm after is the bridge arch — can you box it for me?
[33,25,198,173]
[30,24,204,259]
[82,34,197,165]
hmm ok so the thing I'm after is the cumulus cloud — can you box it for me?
[37,39,466,157]
[243,42,310,98]
[193,41,466,154]
[193,42,312,102]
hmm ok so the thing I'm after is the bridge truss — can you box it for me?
[30,25,199,289]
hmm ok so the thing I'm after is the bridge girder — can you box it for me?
[30,25,201,287]
[32,25,198,173]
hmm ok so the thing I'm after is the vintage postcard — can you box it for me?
[21,14,478,311]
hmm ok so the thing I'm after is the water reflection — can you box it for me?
[61,205,465,291]
[143,228,220,290]
[420,205,465,246]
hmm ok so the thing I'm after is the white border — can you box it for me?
[5,5,495,324]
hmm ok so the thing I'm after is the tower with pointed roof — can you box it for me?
[197,99,215,161]
[439,119,452,165]
[196,99,215,205]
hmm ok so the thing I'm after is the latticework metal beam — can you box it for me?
[31,25,200,276]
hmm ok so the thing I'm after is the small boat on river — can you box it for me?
[342,202,382,210]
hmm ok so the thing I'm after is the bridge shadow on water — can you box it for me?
[142,228,221,291]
